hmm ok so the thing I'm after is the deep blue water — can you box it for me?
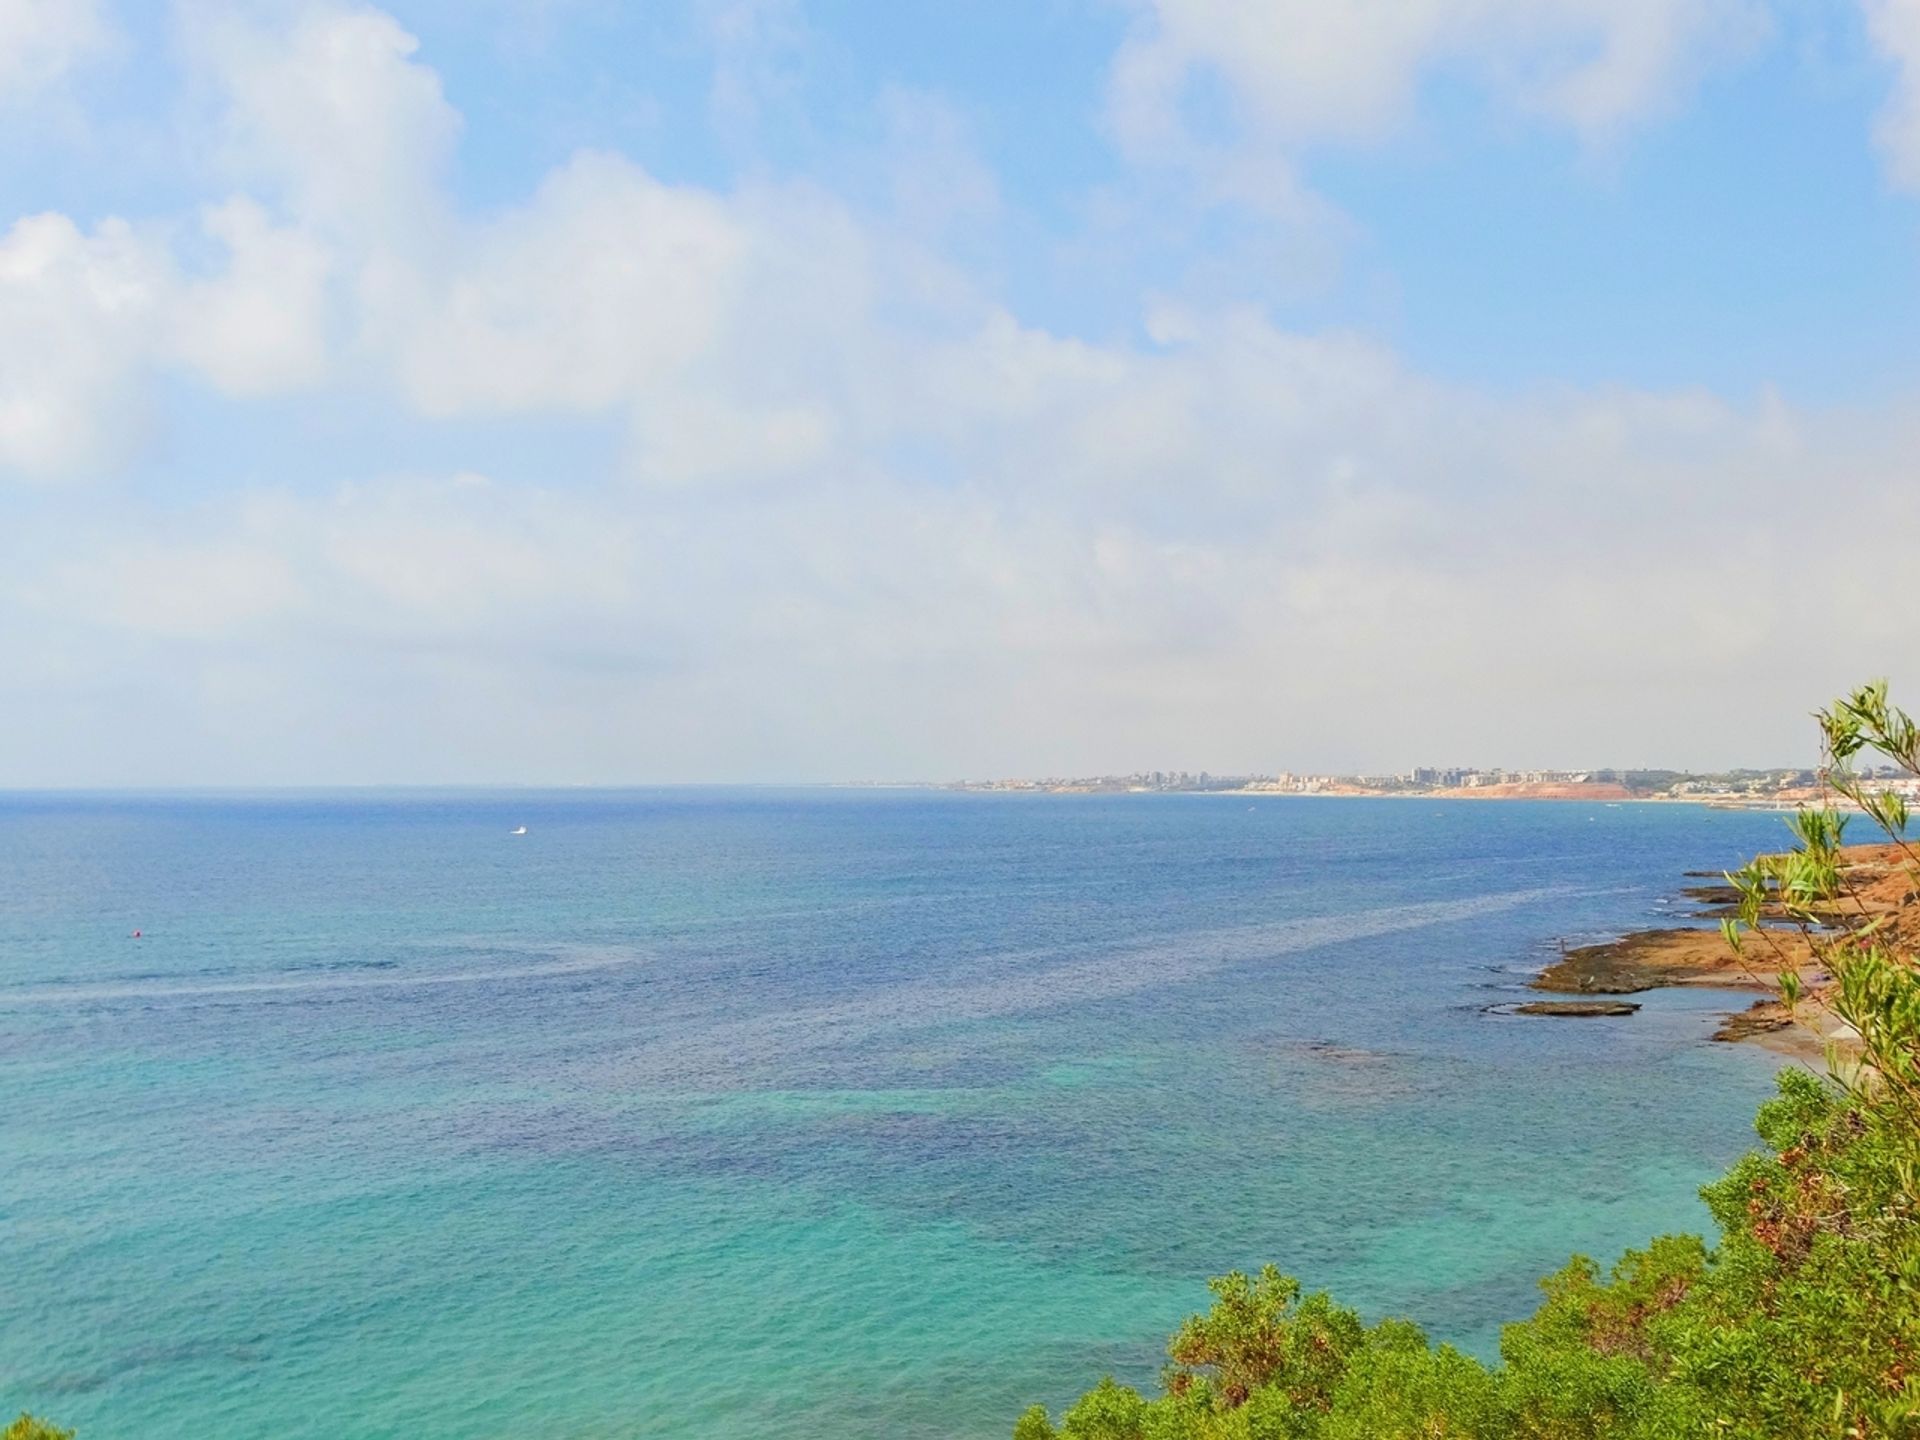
[0,791,1802,1438]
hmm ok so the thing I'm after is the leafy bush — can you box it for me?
[1018,685,1920,1439]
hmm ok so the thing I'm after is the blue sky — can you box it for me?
[3,0,1919,783]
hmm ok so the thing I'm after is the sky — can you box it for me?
[3,0,1920,785]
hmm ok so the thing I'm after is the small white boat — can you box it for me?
[510,825,528,836]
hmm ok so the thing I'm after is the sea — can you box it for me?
[0,790,1805,1439]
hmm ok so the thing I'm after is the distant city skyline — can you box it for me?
[2,2,1918,784]
[942,763,1920,806]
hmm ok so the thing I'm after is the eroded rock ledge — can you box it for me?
[1520,843,1917,1056]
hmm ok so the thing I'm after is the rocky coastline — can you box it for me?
[1522,843,1917,1059]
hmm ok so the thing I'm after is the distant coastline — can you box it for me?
[937,771,1907,810]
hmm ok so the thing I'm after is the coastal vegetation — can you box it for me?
[1016,682,1920,1439]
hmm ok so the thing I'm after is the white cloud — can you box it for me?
[379,151,747,418]
[0,212,167,478]
[1109,0,1768,155]
[171,197,333,393]
[0,4,782,481]
[0,0,113,106]
[1865,0,1920,191]
[0,199,335,480]
[191,1,459,242]
[176,4,825,463]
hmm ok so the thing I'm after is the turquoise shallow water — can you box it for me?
[1,791,1798,1438]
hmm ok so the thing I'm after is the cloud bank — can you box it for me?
[0,1,1915,783]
